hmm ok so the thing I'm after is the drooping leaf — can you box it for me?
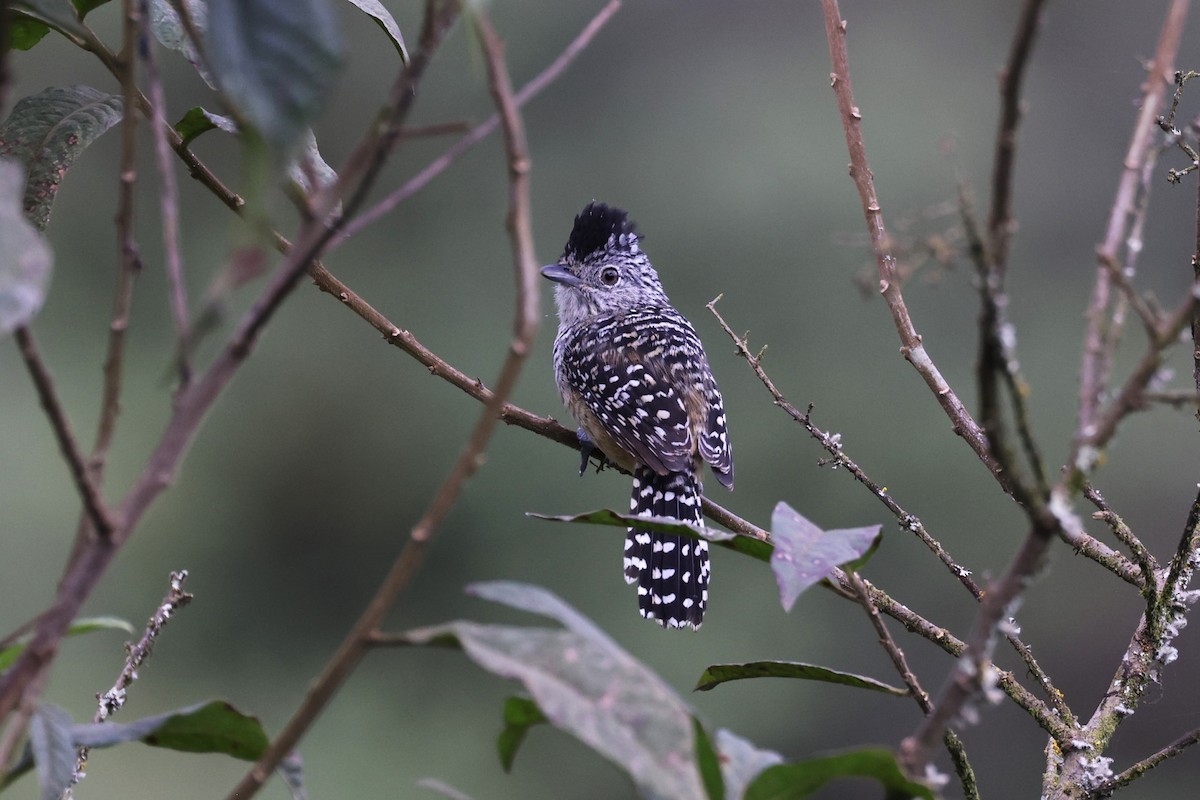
[0,615,134,672]
[286,129,338,196]
[205,0,344,156]
[29,704,76,800]
[692,715,725,800]
[399,581,711,800]
[8,0,94,48]
[0,85,124,230]
[716,729,785,800]
[175,106,238,146]
[770,502,881,612]
[528,509,774,562]
[0,159,53,335]
[5,701,269,792]
[695,661,908,696]
[341,0,408,63]
[73,700,268,760]
[497,695,547,773]
[744,748,934,800]
[149,0,213,86]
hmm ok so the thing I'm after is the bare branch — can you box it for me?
[72,571,192,790]
[1077,0,1187,449]
[334,0,622,247]
[13,328,118,539]
[138,0,191,382]
[1102,724,1200,792]
[988,0,1046,272]
[224,9,540,796]
[820,0,1026,505]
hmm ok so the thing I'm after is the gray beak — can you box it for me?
[540,264,584,287]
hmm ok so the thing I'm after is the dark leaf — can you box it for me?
[29,704,76,800]
[0,615,134,671]
[692,716,725,800]
[341,0,408,62]
[695,661,908,696]
[528,509,773,562]
[399,581,710,799]
[205,0,344,155]
[497,695,547,773]
[286,129,338,195]
[0,85,123,230]
[73,700,268,760]
[0,159,52,334]
[745,748,934,800]
[770,502,881,612]
[9,0,92,48]
[175,106,237,146]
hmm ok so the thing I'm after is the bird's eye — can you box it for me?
[600,267,620,286]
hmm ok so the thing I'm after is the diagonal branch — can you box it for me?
[223,10,539,798]
[820,0,1028,507]
[13,328,118,539]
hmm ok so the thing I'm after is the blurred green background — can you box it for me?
[4,1,1200,797]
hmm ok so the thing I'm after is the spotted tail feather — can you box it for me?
[625,466,709,629]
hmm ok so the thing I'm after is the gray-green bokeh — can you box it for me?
[3,2,1200,797]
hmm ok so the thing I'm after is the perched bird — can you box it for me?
[542,202,733,629]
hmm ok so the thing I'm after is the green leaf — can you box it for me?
[497,695,547,773]
[341,0,408,63]
[528,509,774,562]
[9,0,93,48]
[29,704,76,800]
[0,85,123,230]
[695,661,909,696]
[692,716,724,800]
[73,700,269,760]
[399,581,711,800]
[745,748,934,800]
[205,0,344,156]
[0,159,53,335]
[770,502,881,612]
[0,615,134,672]
[175,106,237,146]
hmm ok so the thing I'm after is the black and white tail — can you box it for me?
[625,466,709,629]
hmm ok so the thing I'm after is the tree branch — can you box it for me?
[224,9,539,796]
[13,328,117,539]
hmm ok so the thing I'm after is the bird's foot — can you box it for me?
[576,428,609,476]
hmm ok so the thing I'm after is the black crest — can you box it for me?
[564,202,639,260]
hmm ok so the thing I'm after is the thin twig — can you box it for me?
[0,0,460,729]
[1083,484,1159,598]
[707,297,978,593]
[819,0,1024,506]
[332,0,622,248]
[224,10,538,797]
[845,570,931,712]
[138,0,191,383]
[1101,724,1200,792]
[707,297,1077,724]
[1077,0,1186,457]
[13,328,118,538]
[70,571,192,792]
[987,0,1045,274]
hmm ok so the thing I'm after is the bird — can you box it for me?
[542,201,733,629]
